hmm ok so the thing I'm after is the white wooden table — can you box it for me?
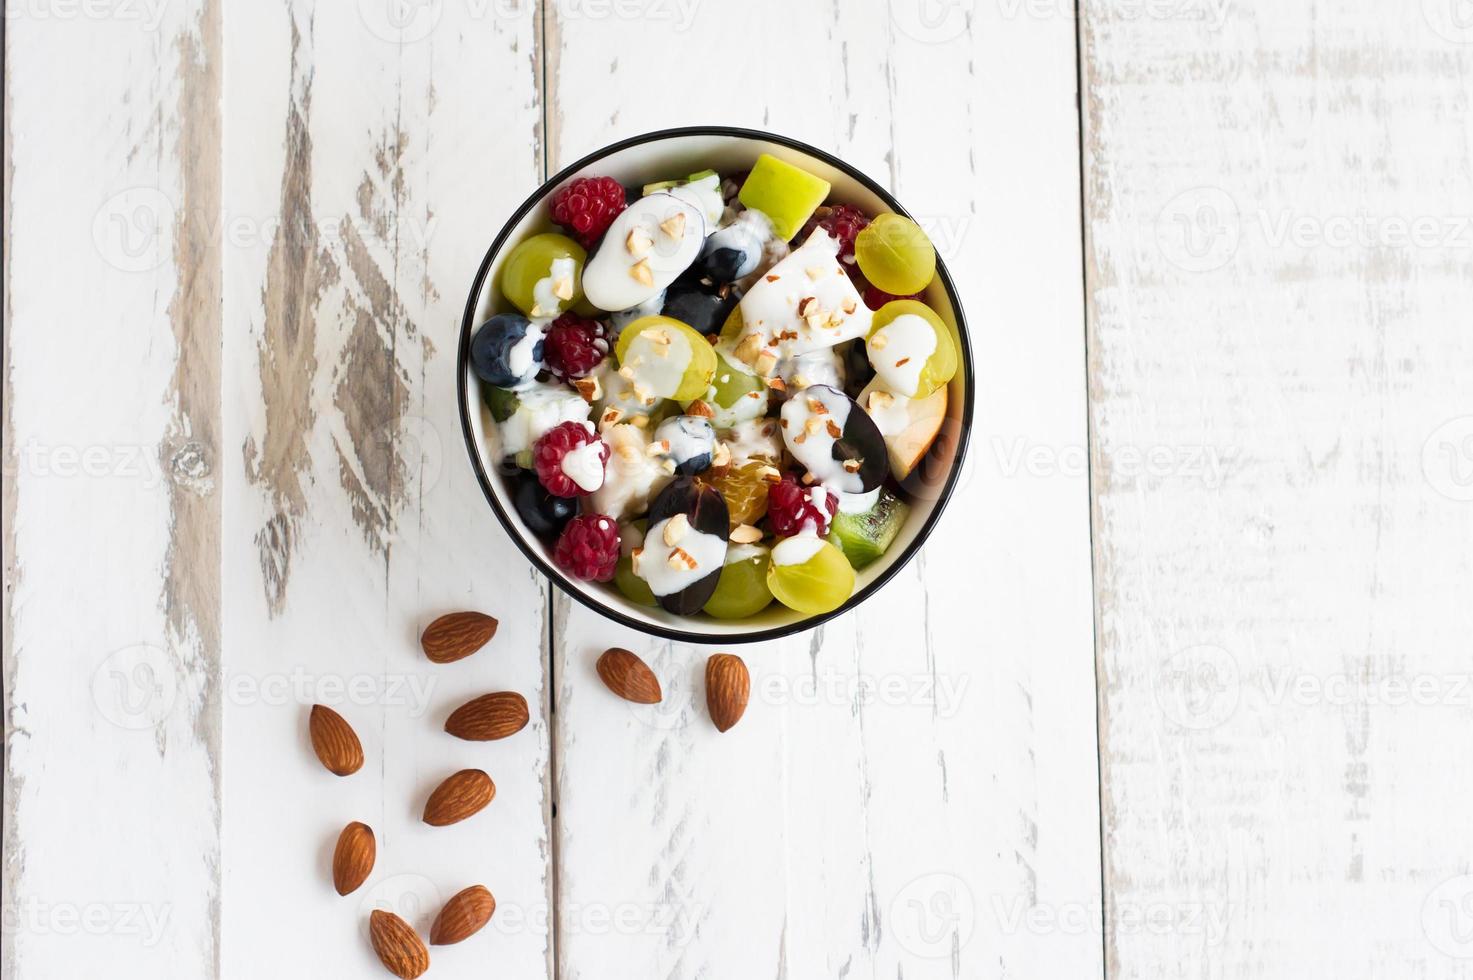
[6,1,1472,977]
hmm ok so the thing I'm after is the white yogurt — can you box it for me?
[636,518,727,596]
[593,360,666,420]
[560,426,607,492]
[718,418,783,464]
[771,533,825,567]
[654,415,715,471]
[497,382,589,457]
[668,173,725,227]
[779,384,866,494]
[868,313,936,397]
[589,423,674,521]
[837,487,880,514]
[504,318,548,389]
[531,257,577,318]
[857,380,912,437]
[780,343,847,392]
[736,229,872,360]
[620,323,694,402]
[723,542,768,567]
[583,192,705,311]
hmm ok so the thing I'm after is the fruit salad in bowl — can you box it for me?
[459,128,972,642]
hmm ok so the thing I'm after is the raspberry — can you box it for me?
[553,513,621,582]
[533,421,609,497]
[802,204,870,263]
[767,475,839,537]
[542,313,609,380]
[861,283,922,310]
[549,176,627,249]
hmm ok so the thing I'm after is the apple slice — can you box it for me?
[858,377,948,479]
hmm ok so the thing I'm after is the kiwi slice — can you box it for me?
[828,489,909,570]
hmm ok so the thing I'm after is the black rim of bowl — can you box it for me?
[458,125,975,644]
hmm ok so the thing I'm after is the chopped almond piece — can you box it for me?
[626,226,653,257]
[553,277,574,301]
[663,513,690,546]
[687,400,716,419]
[667,547,699,571]
[729,524,763,544]
[630,259,654,285]
[842,458,862,473]
[573,375,602,403]
[825,420,843,439]
[895,357,911,367]
[659,212,686,238]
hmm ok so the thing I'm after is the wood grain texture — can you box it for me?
[1080,0,1473,976]
[546,3,1101,978]
[219,2,552,977]
[4,2,223,977]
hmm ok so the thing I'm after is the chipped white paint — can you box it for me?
[546,3,1101,979]
[4,2,221,978]
[218,2,552,978]
[1081,0,1473,977]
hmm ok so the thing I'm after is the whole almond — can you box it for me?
[705,654,750,733]
[430,885,496,945]
[420,611,498,664]
[369,909,430,979]
[423,769,496,826]
[332,821,375,896]
[444,692,529,741]
[309,704,364,776]
[596,648,662,704]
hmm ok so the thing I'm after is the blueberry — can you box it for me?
[695,214,767,284]
[654,415,716,475]
[471,313,544,388]
[696,247,750,284]
[511,469,576,538]
[660,280,742,338]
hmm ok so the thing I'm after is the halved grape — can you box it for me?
[854,214,935,296]
[866,300,957,398]
[705,545,775,619]
[614,315,717,402]
[501,233,586,317]
[766,535,856,616]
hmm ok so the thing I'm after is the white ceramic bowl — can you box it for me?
[459,127,973,643]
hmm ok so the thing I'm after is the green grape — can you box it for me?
[614,315,717,402]
[766,537,856,616]
[500,233,585,317]
[738,153,831,241]
[614,521,658,607]
[708,350,763,408]
[614,556,657,606]
[704,545,775,619]
[481,382,519,423]
[855,214,936,296]
[867,300,958,398]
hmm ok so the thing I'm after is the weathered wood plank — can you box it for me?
[547,4,1100,978]
[3,2,223,977]
[1081,1,1473,976]
[219,3,551,976]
